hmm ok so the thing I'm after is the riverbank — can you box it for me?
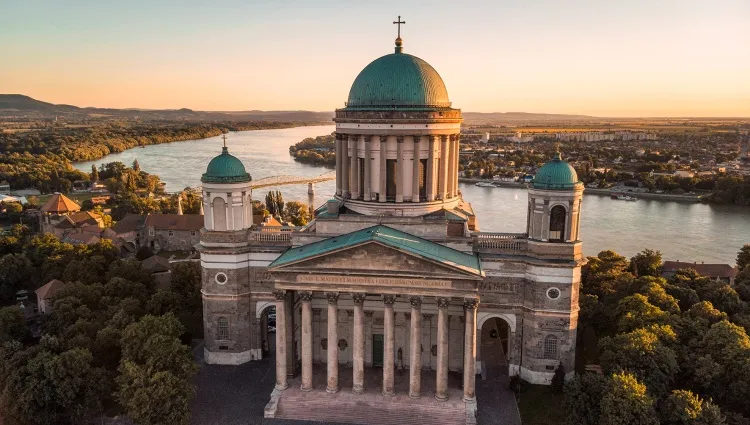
[458,178,702,203]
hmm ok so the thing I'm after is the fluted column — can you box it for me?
[427,136,436,201]
[435,297,450,401]
[379,136,387,203]
[409,296,422,398]
[462,298,479,401]
[448,135,456,199]
[382,295,396,396]
[364,138,372,201]
[439,136,448,200]
[300,291,314,391]
[341,135,350,199]
[352,293,366,394]
[273,290,288,391]
[396,136,404,203]
[412,136,420,202]
[453,135,460,198]
[349,135,359,199]
[335,134,342,196]
[326,292,340,393]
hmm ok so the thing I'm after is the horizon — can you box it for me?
[1,0,749,117]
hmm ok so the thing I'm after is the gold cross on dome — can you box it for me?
[222,134,228,148]
[393,15,405,38]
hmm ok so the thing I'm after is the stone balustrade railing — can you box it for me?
[472,232,528,253]
[249,227,298,244]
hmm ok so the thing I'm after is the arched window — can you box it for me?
[544,334,558,359]
[549,205,567,242]
[217,316,229,340]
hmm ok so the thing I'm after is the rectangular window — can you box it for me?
[148,229,154,237]
[386,159,397,201]
[168,230,174,237]
[190,231,196,236]
[218,317,229,340]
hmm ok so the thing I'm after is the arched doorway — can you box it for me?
[549,205,567,242]
[480,317,510,376]
[259,305,276,360]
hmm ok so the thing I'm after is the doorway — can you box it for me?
[372,334,384,367]
[480,317,510,375]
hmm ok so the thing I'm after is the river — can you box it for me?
[74,125,749,264]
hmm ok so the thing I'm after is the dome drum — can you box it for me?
[334,108,462,123]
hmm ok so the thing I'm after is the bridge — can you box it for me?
[250,170,336,194]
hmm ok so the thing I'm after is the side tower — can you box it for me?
[199,142,255,364]
[332,36,463,216]
[518,151,584,383]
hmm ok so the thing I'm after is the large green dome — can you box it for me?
[533,152,582,190]
[346,44,451,109]
[201,147,251,184]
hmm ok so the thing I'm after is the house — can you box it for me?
[673,170,695,179]
[35,279,64,314]
[662,261,738,285]
[142,214,202,252]
[141,255,172,289]
[51,211,104,242]
[108,213,146,254]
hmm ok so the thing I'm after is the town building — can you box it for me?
[35,279,64,314]
[662,261,738,286]
[198,32,584,423]
[142,213,202,252]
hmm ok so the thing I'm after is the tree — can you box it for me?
[600,372,659,425]
[615,294,668,333]
[660,389,727,425]
[563,373,609,425]
[738,245,750,272]
[132,159,141,173]
[0,306,30,342]
[631,249,663,277]
[0,253,32,300]
[284,201,312,226]
[170,262,201,309]
[90,164,99,182]
[116,314,198,425]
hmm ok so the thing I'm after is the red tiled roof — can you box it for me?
[663,261,738,279]
[40,193,81,214]
[35,279,64,300]
[144,214,203,231]
[111,213,145,234]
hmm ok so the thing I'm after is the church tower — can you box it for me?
[333,32,463,216]
[199,138,256,364]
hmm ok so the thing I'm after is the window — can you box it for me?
[544,335,558,359]
[168,230,174,237]
[190,230,196,236]
[148,229,154,236]
[549,205,567,242]
[215,272,228,285]
[217,317,229,340]
[546,287,561,300]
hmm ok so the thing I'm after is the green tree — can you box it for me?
[0,253,32,300]
[616,294,668,333]
[284,200,312,226]
[0,306,30,342]
[132,159,141,173]
[738,245,750,271]
[563,373,609,425]
[660,389,727,425]
[600,371,659,425]
[631,249,663,277]
[90,164,99,182]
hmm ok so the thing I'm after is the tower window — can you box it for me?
[544,335,558,359]
[549,205,567,242]
[217,317,229,340]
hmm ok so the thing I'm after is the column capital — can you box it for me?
[409,296,423,308]
[396,136,405,143]
[273,289,287,300]
[336,133,345,140]
[299,291,314,302]
[463,298,479,311]
[382,294,397,305]
[325,292,340,304]
[379,135,387,143]
[436,297,450,309]
[352,293,367,305]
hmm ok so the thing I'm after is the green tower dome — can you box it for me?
[201,146,251,184]
[533,152,582,190]
[346,39,451,109]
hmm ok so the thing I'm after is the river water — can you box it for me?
[75,125,749,264]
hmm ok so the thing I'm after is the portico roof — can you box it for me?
[269,225,482,276]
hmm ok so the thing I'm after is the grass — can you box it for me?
[517,385,564,425]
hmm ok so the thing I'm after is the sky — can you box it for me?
[1,0,749,117]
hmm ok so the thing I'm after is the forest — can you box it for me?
[289,133,336,168]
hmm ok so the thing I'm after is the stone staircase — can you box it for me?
[274,388,467,425]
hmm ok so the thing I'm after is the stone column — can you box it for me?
[396,136,404,203]
[427,136,436,201]
[439,136,448,200]
[352,293,366,394]
[382,295,396,396]
[379,136,387,203]
[448,135,456,199]
[341,135,350,199]
[349,135,359,199]
[299,291,314,392]
[453,136,461,198]
[335,134,342,196]
[462,298,479,402]
[326,292,340,393]
[409,296,422,398]
[364,138,372,201]
[273,290,288,391]
[435,297,450,401]
[412,136,420,202]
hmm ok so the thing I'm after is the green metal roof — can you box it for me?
[201,146,251,184]
[345,46,451,109]
[532,152,582,190]
[269,225,482,276]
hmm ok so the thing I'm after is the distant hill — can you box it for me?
[0,94,334,122]
[461,111,597,125]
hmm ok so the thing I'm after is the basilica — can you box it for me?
[198,30,584,424]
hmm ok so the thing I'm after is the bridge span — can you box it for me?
[250,170,335,194]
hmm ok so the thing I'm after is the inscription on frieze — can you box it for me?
[479,281,517,293]
[299,274,451,289]
[538,318,570,331]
